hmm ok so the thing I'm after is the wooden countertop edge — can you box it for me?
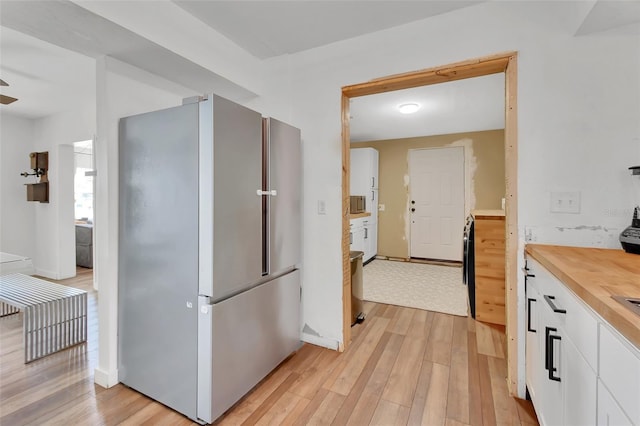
[350,212,371,219]
[526,244,640,350]
[472,209,505,219]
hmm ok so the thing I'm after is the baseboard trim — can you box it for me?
[35,268,58,279]
[94,367,119,388]
[301,332,340,351]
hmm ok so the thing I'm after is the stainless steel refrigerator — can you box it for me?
[118,94,301,424]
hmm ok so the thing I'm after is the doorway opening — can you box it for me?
[73,140,95,271]
[341,52,519,395]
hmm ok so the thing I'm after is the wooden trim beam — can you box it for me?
[343,53,514,98]
[504,53,519,395]
[341,93,351,352]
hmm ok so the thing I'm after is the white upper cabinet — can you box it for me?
[350,148,379,209]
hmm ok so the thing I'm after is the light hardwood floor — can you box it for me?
[0,269,538,425]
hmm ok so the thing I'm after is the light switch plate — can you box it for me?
[317,200,326,215]
[550,191,581,214]
[378,204,385,211]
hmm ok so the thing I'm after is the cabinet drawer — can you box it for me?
[599,323,640,424]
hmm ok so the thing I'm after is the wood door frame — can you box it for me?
[407,146,465,261]
[341,51,519,395]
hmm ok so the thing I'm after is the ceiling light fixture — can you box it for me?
[397,103,420,114]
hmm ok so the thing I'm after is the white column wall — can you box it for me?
[0,115,36,258]
[93,56,198,388]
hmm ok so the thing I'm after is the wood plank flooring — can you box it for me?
[0,270,538,425]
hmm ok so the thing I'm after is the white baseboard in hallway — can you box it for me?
[363,260,468,316]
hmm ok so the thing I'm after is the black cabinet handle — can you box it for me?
[544,295,567,314]
[350,232,353,244]
[527,298,536,332]
[521,267,535,278]
[545,326,555,371]
[411,208,415,212]
[548,334,562,382]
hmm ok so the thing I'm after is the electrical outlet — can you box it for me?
[550,191,581,214]
[378,204,385,211]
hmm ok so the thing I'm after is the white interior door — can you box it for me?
[409,147,464,261]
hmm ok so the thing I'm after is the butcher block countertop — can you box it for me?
[526,244,640,349]
[350,212,371,219]
[472,209,505,219]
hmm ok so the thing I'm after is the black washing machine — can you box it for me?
[462,217,476,318]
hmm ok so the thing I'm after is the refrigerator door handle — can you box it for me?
[256,189,277,196]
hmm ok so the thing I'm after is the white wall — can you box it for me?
[31,105,96,279]
[0,115,36,258]
[269,1,640,391]
[81,1,639,394]
[93,56,199,388]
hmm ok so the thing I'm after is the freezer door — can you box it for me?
[199,95,264,300]
[118,103,199,420]
[266,118,302,275]
[197,270,301,423]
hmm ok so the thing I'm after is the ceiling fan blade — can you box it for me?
[0,79,8,87]
[0,94,18,105]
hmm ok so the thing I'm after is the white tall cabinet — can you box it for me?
[350,148,379,262]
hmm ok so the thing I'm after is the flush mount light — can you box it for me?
[397,103,420,114]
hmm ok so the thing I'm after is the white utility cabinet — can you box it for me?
[351,147,379,262]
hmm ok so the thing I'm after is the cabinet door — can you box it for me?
[351,227,366,253]
[369,189,378,221]
[563,336,596,425]
[537,302,564,426]
[370,148,379,189]
[597,380,633,426]
[525,281,541,404]
[350,149,369,196]
[599,323,640,424]
[363,220,371,261]
[370,221,378,260]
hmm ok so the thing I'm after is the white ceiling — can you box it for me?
[172,1,483,59]
[0,0,639,128]
[349,74,505,142]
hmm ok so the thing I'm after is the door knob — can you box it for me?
[411,208,415,212]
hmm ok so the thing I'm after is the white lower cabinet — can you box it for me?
[526,258,597,426]
[350,219,365,254]
[351,218,377,263]
[525,256,639,426]
[362,219,378,263]
[599,323,640,425]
